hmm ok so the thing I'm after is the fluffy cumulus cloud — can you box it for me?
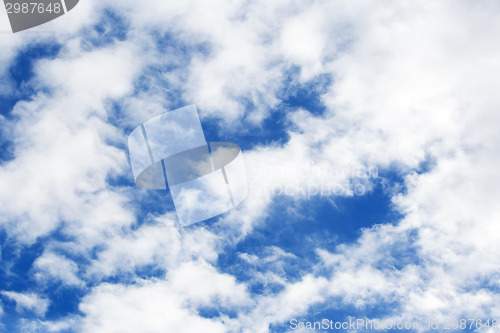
[0,0,499,332]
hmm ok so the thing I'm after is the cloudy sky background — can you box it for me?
[0,0,500,332]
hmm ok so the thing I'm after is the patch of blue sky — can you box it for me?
[216,177,404,301]
[79,9,129,51]
[475,276,500,295]
[0,234,45,292]
[201,69,333,151]
[281,66,331,116]
[44,287,85,322]
[6,42,61,96]
[197,305,239,321]
[0,244,46,328]
[0,232,84,320]
[200,101,290,150]
[133,263,167,280]
[197,306,224,319]
[194,306,241,326]
[0,42,62,164]
[0,41,61,134]
[0,220,114,329]
[0,129,14,166]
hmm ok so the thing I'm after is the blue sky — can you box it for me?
[0,1,500,332]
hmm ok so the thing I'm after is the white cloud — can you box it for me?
[84,217,220,281]
[79,262,250,333]
[33,252,83,287]
[1,291,49,317]
[34,41,142,99]
[0,39,139,244]
[18,317,78,333]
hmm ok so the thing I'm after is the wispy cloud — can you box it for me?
[1,291,49,317]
